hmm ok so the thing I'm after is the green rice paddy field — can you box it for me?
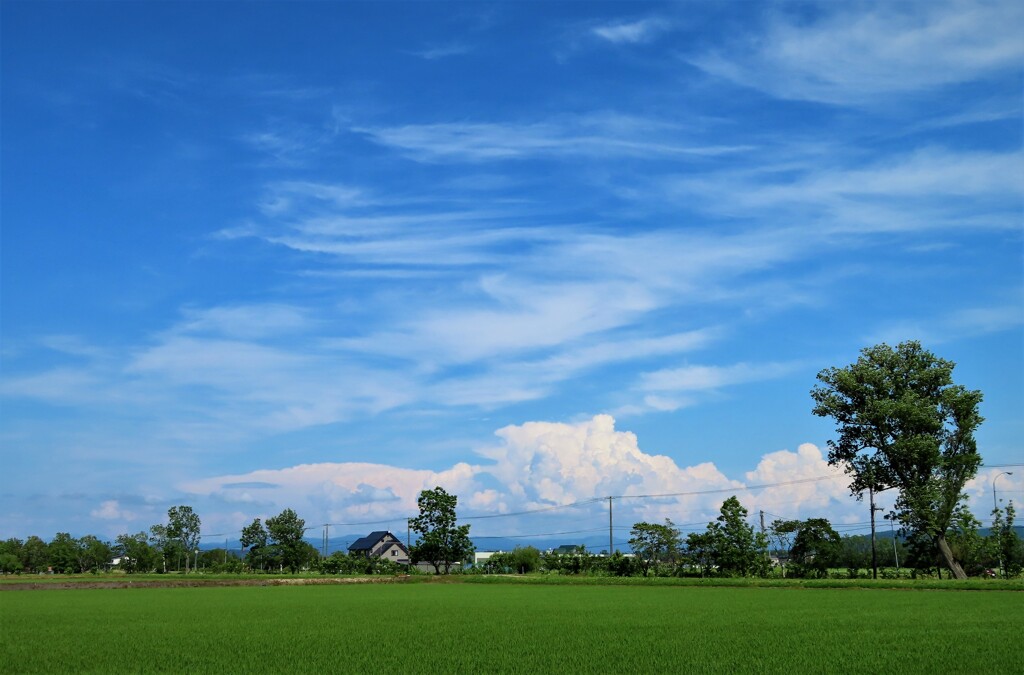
[2,583,1022,673]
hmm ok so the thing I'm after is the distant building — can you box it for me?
[348,531,410,565]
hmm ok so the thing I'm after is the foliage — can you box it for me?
[629,520,681,577]
[240,518,269,571]
[768,519,800,576]
[21,536,49,574]
[709,496,770,577]
[114,532,158,574]
[409,487,474,574]
[991,501,1023,579]
[945,505,990,576]
[166,506,202,574]
[265,509,310,573]
[789,518,842,578]
[811,340,984,579]
[684,530,718,578]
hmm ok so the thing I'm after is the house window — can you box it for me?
[391,550,398,556]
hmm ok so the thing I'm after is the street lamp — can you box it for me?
[993,471,1014,512]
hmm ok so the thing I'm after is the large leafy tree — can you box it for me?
[789,518,842,578]
[409,487,474,574]
[711,496,769,577]
[241,518,269,571]
[48,532,79,574]
[115,532,158,574]
[629,520,681,577]
[768,519,800,576]
[167,506,202,574]
[76,535,112,573]
[265,508,309,572]
[811,341,983,579]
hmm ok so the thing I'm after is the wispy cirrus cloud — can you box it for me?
[410,42,473,60]
[592,17,672,44]
[665,147,1024,234]
[353,113,751,163]
[690,0,1024,104]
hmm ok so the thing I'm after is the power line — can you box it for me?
[611,475,841,501]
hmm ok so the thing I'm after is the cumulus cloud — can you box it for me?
[183,415,855,535]
[90,500,135,521]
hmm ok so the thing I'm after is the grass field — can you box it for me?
[2,583,1022,673]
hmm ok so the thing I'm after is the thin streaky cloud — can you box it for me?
[592,17,671,44]
[690,0,1024,104]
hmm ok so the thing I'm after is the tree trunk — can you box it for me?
[936,534,967,580]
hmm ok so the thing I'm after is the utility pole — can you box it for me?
[885,513,899,572]
[608,497,614,556]
[869,486,884,580]
[760,510,769,563]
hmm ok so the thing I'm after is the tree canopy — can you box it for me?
[167,506,201,574]
[811,340,984,579]
[409,486,474,574]
[629,520,681,577]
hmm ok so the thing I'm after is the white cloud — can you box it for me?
[666,147,1023,234]
[592,18,671,44]
[639,361,798,393]
[175,304,311,339]
[410,43,473,60]
[353,113,750,163]
[184,415,855,533]
[691,1,1024,104]
[90,499,136,521]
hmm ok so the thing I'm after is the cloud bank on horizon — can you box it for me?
[1,0,1021,540]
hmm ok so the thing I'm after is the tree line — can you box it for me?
[2,342,1018,580]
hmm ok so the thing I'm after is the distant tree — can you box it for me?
[409,487,474,574]
[768,519,800,577]
[629,520,681,577]
[149,525,174,573]
[114,532,158,574]
[944,505,989,576]
[167,506,202,573]
[991,501,1022,579]
[812,341,984,579]
[684,530,718,578]
[48,532,79,574]
[240,518,269,571]
[789,519,842,578]
[265,508,308,572]
[20,536,50,574]
[76,535,112,573]
[0,539,24,574]
[839,535,872,575]
[711,496,769,577]
[0,553,21,574]
[510,546,541,574]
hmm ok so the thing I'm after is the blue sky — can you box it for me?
[2,1,1022,546]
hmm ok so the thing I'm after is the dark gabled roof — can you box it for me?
[348,531,408,554]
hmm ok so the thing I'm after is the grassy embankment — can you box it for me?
[2,582,1022,673]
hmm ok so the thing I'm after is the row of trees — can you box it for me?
[0,505,205,575]
[4,337,1017,583]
